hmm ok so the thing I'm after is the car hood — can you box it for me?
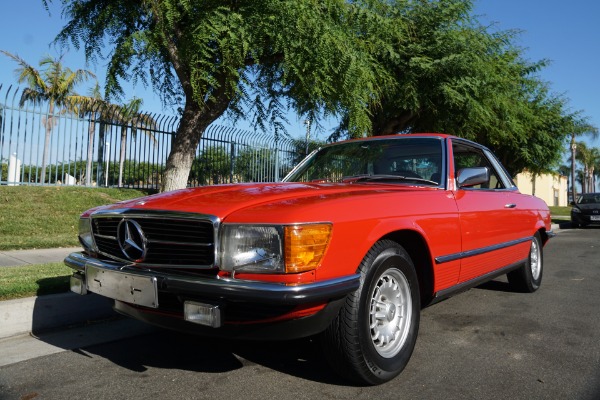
[573,203,600,211]
[88,182,436,221]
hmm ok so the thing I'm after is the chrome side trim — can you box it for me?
[65,252,360,304]
[435,236,532,264]
[432,258,526,303]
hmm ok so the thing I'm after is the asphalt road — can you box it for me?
[1,227,599,400]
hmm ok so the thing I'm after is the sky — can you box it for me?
[0,0,598,147]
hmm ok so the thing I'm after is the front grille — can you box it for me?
[91,213,216,268]
[582,209,600,216]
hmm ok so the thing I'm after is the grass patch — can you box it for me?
[549,206,571,217]
[0,186,150,250]
[0,262,72,300]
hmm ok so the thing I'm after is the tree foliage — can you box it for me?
[46,0,597,187]
[332,0,596,177]
[189,146,231,186]
[48,0,391,190]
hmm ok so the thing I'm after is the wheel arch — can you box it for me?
[537,227,552,245]
[379,229,435,307]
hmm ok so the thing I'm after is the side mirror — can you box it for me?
[457,167,489,188]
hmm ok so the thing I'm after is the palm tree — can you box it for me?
[568,122,599,201]
[80,83,114,186]
[557,164,571,201]
[594,157,600,192]
[575,142,600,194]
[587,147,600,193]
[114,98,156,187]
[1,51,94,184]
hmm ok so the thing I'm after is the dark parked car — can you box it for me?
[571,192,600,227]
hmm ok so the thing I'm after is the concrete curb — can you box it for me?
[0,318,157,368]
[0,292,117,340]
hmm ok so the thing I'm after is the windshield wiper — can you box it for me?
[342,174,439,185]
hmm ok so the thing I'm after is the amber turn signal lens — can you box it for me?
[284,224,332,273]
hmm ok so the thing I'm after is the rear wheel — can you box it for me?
[321,240,420,385]
[507,232,543,293]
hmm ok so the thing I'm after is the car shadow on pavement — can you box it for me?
[232,337,348,385]
[474,280,513,293]
[66,328,349,386]
[29,292,117,336]
[561,221,600,229]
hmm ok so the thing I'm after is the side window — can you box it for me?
[453,142,506,190]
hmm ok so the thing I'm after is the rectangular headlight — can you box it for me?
[78,218,97,253]
[220,225,284,273]
[219,223,332,274]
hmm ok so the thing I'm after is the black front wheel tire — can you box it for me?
[507,232,543,293]
[321,240,420,385]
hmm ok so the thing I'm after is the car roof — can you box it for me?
[327,133,487,151]
[338,133,454,142]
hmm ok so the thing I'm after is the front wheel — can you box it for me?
[507,232,543,293]
[321,240,420,385]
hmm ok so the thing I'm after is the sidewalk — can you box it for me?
[0,246,118,340]
[0,247,81,267]
[0,246,81,267]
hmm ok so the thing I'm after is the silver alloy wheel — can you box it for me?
[530,237,541,280]
[369,268,412,358]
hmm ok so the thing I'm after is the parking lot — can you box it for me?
[1,227,599,400]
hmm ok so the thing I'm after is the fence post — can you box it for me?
[274,132,280,182]
[229,141,236,183]
[8,153,21,185]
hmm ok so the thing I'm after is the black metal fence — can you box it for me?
[0,85,307,189]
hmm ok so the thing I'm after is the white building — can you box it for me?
[513,171,568,207]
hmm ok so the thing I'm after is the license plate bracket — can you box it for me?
[86,266,159,308]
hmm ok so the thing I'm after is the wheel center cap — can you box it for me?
[386,303,396,321]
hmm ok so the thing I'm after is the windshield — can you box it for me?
[576,193,600,204]
[283,137,443,186]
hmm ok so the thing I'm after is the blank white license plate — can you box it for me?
[86,266,159,308]
[590,216,600,221]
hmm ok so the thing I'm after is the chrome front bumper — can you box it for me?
[65,252,360,307]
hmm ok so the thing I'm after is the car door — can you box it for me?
[451,140,532,283]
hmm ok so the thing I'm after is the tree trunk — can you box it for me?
[372,110,415,136]
[161,103,210,192]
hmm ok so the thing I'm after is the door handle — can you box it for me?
[505,203,517,208]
